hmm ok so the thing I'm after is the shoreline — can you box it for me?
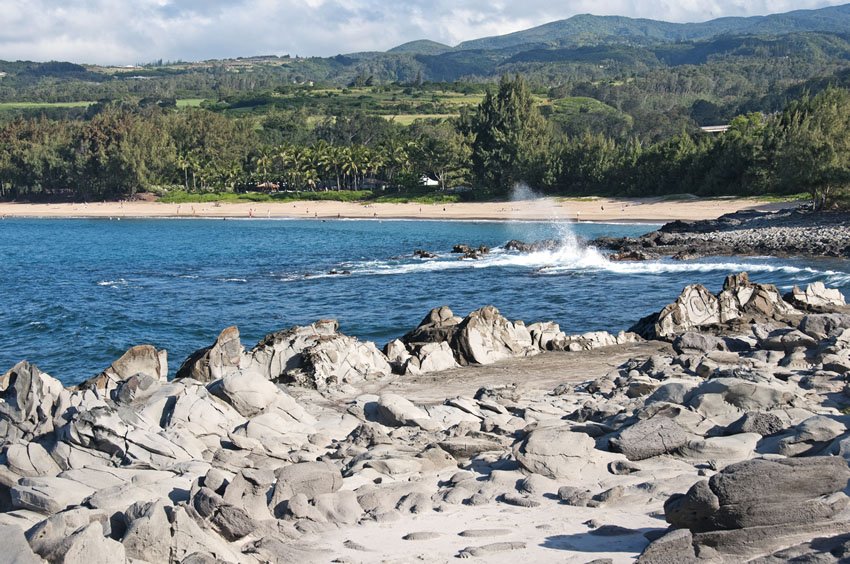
[0,196,794,223]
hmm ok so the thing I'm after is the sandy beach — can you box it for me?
[0,196,792,222]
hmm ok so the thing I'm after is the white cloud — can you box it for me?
[0,0,846,65]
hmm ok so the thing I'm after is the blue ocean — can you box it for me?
[2,217,849,385]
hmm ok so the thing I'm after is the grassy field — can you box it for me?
[0,101,94,110]
[383,113,458,124]
[176,98,205,108]
[157,189,461,204]
[0,99,204,111]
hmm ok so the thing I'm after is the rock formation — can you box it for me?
[0,274,847,562]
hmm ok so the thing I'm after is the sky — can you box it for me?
[1,0,848,65]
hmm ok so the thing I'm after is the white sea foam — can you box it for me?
[97,279,127,287]
[219,278,248,283]
[313,232,846,288]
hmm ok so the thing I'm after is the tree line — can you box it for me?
[1,76,849,208]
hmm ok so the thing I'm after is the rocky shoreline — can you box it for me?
[2,274,850,562]
[593,207,850,259]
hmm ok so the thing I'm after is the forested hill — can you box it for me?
[451,4,850,51]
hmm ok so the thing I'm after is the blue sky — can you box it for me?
[0,0,847,65]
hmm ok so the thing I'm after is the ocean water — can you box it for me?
[1,217,849,385]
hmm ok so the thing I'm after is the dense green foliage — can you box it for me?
[3,6,850,206]
[2,76,849,207]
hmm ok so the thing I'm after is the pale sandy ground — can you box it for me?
[0,196,792,222]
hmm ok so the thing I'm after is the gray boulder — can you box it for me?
[636,528,698,564]
[609,417,690,461]
[777,416,847,457]
[293,335,391,390]
[121,499,173,561]
[665,457,850,533]
[787,281,847,310]
[724,411,786,437]
[800,313,850,340]
[0,362,64,442]
[632,273,800,339]
[271,461,342,506]
[451,306,536,366]
[374,393,439,431]
[513,424,609,479]
[401,306,462,345]
[176,325,244,383]
[79,345,167,395]
[245,320,391,389]
[673,332,726,355]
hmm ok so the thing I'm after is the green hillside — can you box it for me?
[454,5,850,51]
[387,40,452,55]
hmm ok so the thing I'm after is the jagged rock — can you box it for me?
[246,319,339,378]
[0,362,64,442]
[452,306,536,366]
[113,372,161,405]
[58,405,197,468]
[527,321,566,351]
[414,341,458,373]
[609,249,659,261]
[402,306,462,345]
[724,411,786,436]
[609,417,690,461]
[222,468,275,521]
[384,339,412,372]
[26,508,111,562]
[563,331,641,352]
[787,281,847,310]
[80,345,167,395]
[632,273,801,339]
[121,499,173,561]
[504,239,559,253]
[513,424,609,479]
[665,457,850,533]
[176,326,243,383]
[213,370,312,425]
[245,320,390,389]
[633,284,720,339]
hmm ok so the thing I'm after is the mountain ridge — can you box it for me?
[384,4,850,53]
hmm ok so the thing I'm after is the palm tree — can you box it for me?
[253,150,273,185]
